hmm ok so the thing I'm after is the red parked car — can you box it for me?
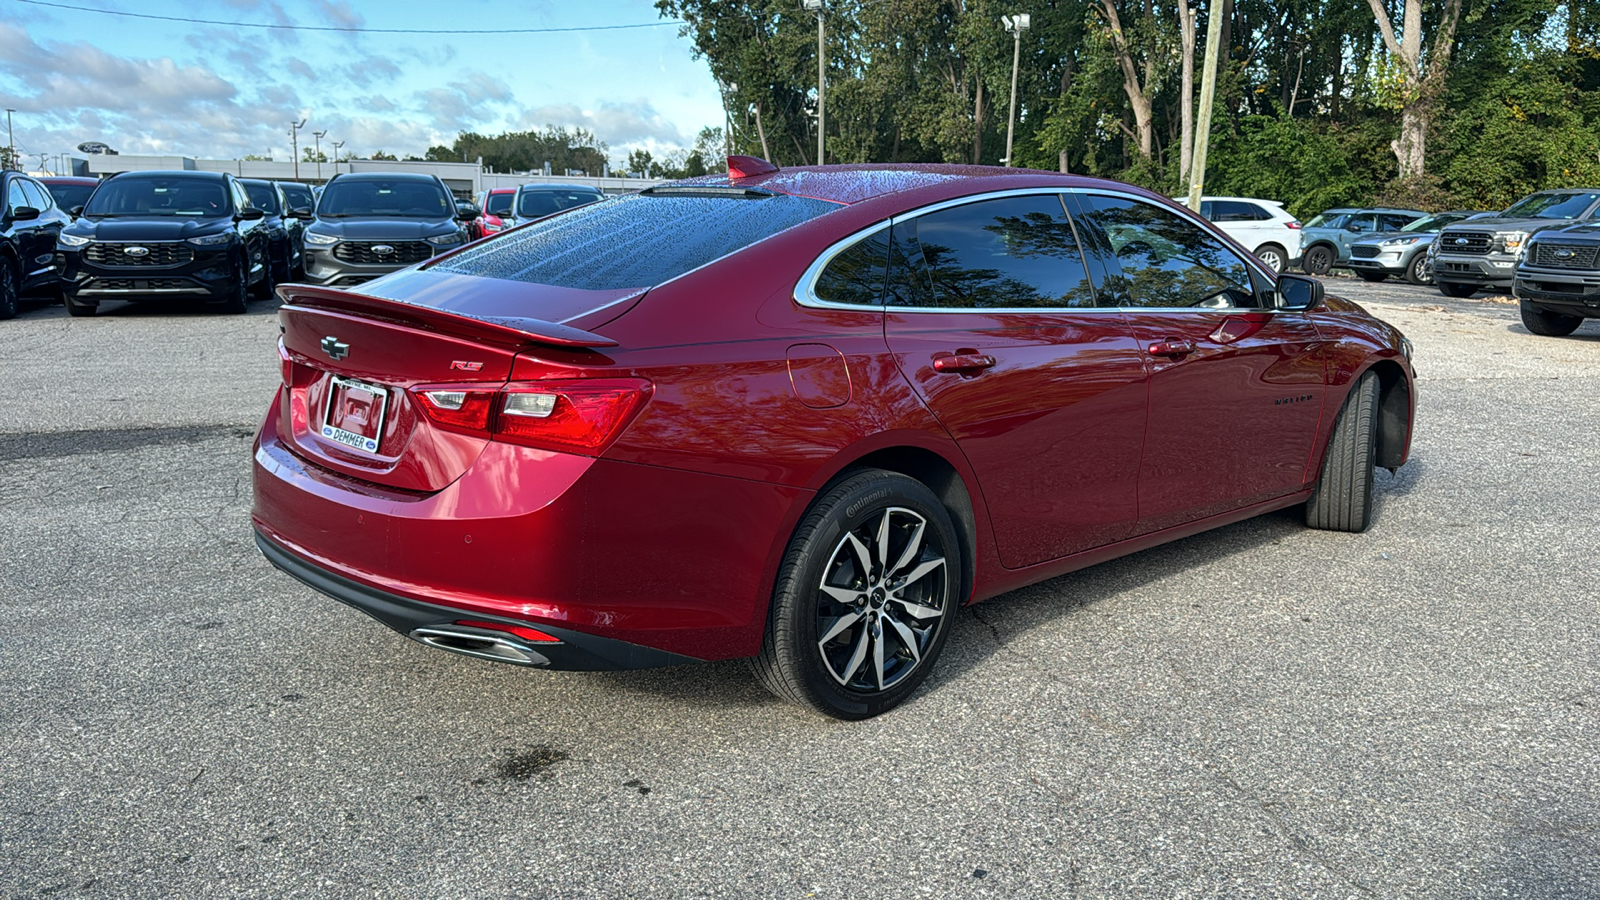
[472,188,517,239]
[252,161,1415,719]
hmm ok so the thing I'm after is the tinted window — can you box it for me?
[84,176,231,218]
[1214,200,1266,222]
[319,179,453,218]
[890,194,1096,309]
[279,184,313,211]
[1379,213,1418,231]
[20,179,51,210]
[431,191,837,291]
[484,192,514,216]
[1076,194,1256,309]
[1500,192,1600,220]
[516,189,604,219]
[814,228,890,306]
[45,182,96,211]
[243,183,281,214]
[6,179,26,213]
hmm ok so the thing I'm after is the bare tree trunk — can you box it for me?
[753,100,771,162]
[1366,0,1465,179]
[1178,3,1196,184]
[1059,148,1070,173]
[973,76,986,164]
[1100,0,1156,163]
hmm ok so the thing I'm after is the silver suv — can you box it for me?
[1433,189,1600,298]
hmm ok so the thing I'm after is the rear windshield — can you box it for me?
[45,182,96,210]
[279,184,313,210]
[318,179,453,218]
[431,190,838,291]
[84,176,232,218]
[484,192,514,216]
[516,189,604,219]
[1500,192,1600,220]
[242,183,281,214]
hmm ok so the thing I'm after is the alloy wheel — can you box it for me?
[814,506,948,692]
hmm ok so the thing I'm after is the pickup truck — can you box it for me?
[1514,222,1600,336]
[1433,189,1600,297]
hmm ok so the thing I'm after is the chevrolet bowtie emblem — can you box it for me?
[320,336,350,360]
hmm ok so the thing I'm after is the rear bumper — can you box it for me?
[255,529,700,670]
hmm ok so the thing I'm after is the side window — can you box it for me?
[1075,194,1257,309]
[1199,201,1214,219]
[6,179,26,214]
[887,194,1097,309]
[1380,213,1416,231]
[813,228,891,306]
[20,180,51,210]
[1347,214,1378,234]
[1244,203,1273,221]
[1214,200,1259,222]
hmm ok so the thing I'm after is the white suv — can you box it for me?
[1192,196,1303,274]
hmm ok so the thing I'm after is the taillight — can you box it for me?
[278,339,315,387]
[411,378,652,456]
[1286,221,1302,229]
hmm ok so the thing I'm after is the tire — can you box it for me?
[1520,301,1583,337]
[1355,269,1388,283]
[1437,281,1476,298]
[1307,370,1380,533]
[63,290,97,317]
[1254,243,1287,274]
[1301,245,1333,276]
[0,256,18,320]
[753,469,962,720]
[271,240,292,285]
[219,255,249,314]
[250,247,275,301]
[1404,252,1430,285]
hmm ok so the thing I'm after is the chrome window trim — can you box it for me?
[793,185,1280,314]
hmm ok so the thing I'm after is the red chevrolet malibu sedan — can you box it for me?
[252,161,1415,719]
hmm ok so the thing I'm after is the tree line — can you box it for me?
[654,0,1600,216]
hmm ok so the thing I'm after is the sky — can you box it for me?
[0,0,726,170]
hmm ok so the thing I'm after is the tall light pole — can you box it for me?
[4,109,14,171]
[1002,14,1031,167]
[312,130,326,181]
[331,140,345,178]
[289,118,307,179]
[802,0,825,165]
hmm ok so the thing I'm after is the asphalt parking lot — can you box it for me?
[2,281,1597,899]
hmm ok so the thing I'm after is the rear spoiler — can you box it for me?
[277,284,620,349]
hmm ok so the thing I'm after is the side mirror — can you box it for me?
[455,203,481,221]
[69,205,85,217]
[1275,274,1324,311]
[289,206,313,220]
[237,207,266,221]
[9,206,41,222]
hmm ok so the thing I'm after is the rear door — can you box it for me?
[1069,191,1326,534]
[881,192,1149,569]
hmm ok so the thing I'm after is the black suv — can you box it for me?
[1433,189,1600,297]
[3,170,73,319]
[57,171,274,316]
[1514,223,1600,336]
[241,179,311,282]
[299,172,469,286]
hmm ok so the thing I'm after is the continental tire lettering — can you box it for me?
[846,490,891,519]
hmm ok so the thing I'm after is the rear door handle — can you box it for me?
[1148,339,1196,358]
[932,353,997,374]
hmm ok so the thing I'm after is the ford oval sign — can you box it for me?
[372,244,395,255]
[1454,238,1468,246]
[123,246,150,257]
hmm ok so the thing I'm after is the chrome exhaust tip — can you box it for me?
[408,626,551,667]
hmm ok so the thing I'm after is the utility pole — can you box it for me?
[803,0,825,165]
[1002,14,1031,166]
[1185,0,1225,212]
[4,109,14,171]
[289,118,307,180]
[313,130,326,181]
[331,140,344,177]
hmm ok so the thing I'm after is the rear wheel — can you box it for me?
[1302,245,1333,276]
[754,470,960,720]
[1355,269,1387,283]
[1307,371,1379,533]
[1437,282,1477,298]
[0,256,17,320]
[1404,253,1430,285]
[1254,243,1287,274]
[1520,301,1583,337]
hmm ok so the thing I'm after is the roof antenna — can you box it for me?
[727,156,779,179]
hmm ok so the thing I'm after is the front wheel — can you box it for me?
[1301,245,1333,276]
[63,290,97,317]
[1405,253,1430,285]
[753,470,961,720]
[219,255,249,314]
[1437,282,1477,298]
[0,256,18,320]
[1355,269,1387,283]
[1307,371,1380,533]
[1520,301,1583,337]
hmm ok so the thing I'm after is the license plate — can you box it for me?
[321,376,389,455]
